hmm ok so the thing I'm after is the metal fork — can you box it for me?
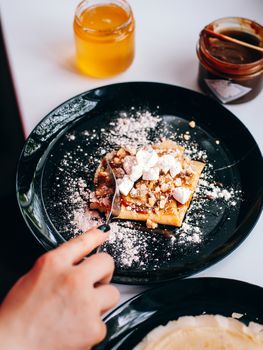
[97,159,121,250]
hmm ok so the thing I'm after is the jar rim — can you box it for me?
[200,34,263,70]
[198,16,263,74]
[75,0,133,35]
[197,42,263,80]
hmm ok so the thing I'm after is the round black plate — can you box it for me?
[94,277,263,349]
[16,82,263,284]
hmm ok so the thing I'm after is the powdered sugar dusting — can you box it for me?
[107,111,161,148]
[45,108,242,271]
[107,222,147,267]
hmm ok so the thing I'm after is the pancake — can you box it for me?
[134,314,263,350]
[91,140,205,228]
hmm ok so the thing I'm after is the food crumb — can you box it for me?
[215,139,220,144]
[232,312,243,319]
[67,134,76,141]
[189,120,196,128]
[146,218,158,229]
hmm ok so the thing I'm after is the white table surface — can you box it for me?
[1,0,263,305]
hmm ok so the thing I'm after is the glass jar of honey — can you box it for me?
[73,0,135,78]
[197,17,263,103]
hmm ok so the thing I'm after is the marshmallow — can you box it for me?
[170,161,182,178]
[123,156,137,175]
[142,167,160,181]
[174,178,182,187]
[158,154,177,174]
[136,147,159,170]
[173,187,192,204]
[117,175,134,196]
[129,164,143,182]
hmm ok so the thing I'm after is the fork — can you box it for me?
[97,159,121,250]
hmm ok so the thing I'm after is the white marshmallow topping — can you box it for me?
[173,187,192,204]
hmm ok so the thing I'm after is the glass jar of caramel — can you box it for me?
[197,17,263,103]
[74,0,135,78]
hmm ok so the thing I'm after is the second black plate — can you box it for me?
[16,82,263,284]
[94,277,263,349]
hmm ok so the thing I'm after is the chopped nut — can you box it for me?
[123,155,137,175]
[215,140,220,145]
[130,188,138,197]
[95,184,113,197]
[140,183,147,191]
[189,120,196,128]
[123,146,136,155]
[148,197,156,207]
[114,167,125,178]
[99,171,108,178]
[149,181,157,190]
[185,166,194,176]
[164,173,173,182]
[161,183,169,192]
[159,198,167,209]
[137,194,147,203]
[183,134,191,141]
[113,156,121,164]
[174,178,182,186]
[117,148,126,157]
[146,218,158,229]
[138,189,147,198]
[97,172,112,186]
[155,186,161,193]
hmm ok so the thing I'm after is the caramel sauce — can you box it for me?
[133,208,149,215]
[208,30,262,64]
[197,17,263,103]
[121,198,148,214]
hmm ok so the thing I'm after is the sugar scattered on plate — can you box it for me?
[47,109,242,270]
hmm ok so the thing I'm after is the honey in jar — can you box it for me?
[74,0,135,78]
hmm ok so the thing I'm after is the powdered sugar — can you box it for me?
[44,108,242,271]
[106,222,147,267]
[198,179,239,204]
[107,111,161,148]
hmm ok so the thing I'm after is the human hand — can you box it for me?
[0,227,119,350]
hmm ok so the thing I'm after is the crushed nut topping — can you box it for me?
[146,218,158,229]
[92,140,205,229]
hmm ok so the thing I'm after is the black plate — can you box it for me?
[16,82,263,284]
[94,277,263,349]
